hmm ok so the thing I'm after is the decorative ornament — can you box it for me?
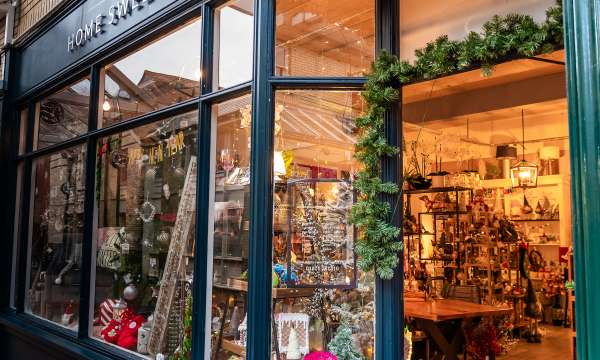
[163,183,171,200]
[135,193,157,223]
[522,195,533,214]
[61,301,75,326]
[112,298,128,322]
[328,321,363,360]
[39,100,64,124]
[286,327,303,360]
[137,321,150,354]
[95,299,117,326]
[157,229,171,247]
[123,284,140,302]
[110,149,129,168]
[60,182,75,197]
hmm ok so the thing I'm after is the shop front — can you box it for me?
[0,0,599,359]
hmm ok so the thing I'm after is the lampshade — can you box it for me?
[495,145,517,159]
[510,159,538,188]
[274,151,286,176]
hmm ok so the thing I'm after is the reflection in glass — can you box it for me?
[100,18,201,127]
[208,94,252,359]
[92,111,198,358]
[275,0,375,77]
[35,78,90,150]
[26,145,87,330]
[214,0,254,90]
[271,90,375,359]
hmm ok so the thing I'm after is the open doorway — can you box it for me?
[400,1,575,359]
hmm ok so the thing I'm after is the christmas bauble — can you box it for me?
[123,284,139,301]
[157,230,170,246]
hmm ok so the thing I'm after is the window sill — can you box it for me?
[0,311,139,360]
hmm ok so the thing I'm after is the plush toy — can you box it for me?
[117,315,145,350]
[100,319,121,344]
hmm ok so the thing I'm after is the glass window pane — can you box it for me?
[214,1,254,90]
[207,94,252,359]
[271,90,375,359]
[275,0,375,77]
[35,78,90,150]
[92,111,198,357]
[100,18,201,128]
[26,144,87,329]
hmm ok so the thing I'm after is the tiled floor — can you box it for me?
[499,325,574,359]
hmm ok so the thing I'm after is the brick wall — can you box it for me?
[14,0,65,40]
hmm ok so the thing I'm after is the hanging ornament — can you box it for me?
[162,183,171,200]
[110,149,129,168]
[157,229,170,247]
[123,284,140,302]
[135,193,157,223]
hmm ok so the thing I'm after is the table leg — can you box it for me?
[416,319,464,360]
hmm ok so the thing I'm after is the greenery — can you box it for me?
[170,294,193,360]
[351,1,563,279]
[328,322,365,360]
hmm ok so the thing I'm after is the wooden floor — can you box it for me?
[499,326,574,360]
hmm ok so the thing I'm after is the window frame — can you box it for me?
[5,0,407,360]
[7,1,253,359]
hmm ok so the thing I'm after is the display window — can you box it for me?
[25,144,87,329]
[99,18,202,128]
[207,94,252,358]
[271,90,374,359]
[92,110,198,357]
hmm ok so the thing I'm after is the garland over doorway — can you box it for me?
[351,1,564,279]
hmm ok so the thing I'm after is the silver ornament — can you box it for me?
[123,283,139,301]
[157,229,170,246]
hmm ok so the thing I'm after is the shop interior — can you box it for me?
[401,50,574,359]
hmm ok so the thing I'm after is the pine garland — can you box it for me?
[351,1,563,280]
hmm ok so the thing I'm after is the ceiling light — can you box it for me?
[510,109,538,188]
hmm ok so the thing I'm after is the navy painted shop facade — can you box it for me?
[0,0,598,359]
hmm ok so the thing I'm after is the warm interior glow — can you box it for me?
[102,100,111,112]
[273,151,286,176]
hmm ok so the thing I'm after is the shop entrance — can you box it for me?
[400,1,575,359]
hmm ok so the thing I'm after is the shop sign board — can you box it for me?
[17,0,181,96]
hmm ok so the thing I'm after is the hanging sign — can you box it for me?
[128,131,186,165]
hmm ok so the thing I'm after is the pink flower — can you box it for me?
[305,351,338,360]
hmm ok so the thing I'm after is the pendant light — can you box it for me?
[510,109,538,188]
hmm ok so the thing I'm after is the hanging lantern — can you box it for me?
[510,110,538,188]
[510,159,538,188]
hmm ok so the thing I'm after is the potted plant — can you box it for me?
[404,140,432,190]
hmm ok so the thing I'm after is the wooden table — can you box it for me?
[405,298,512,360]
